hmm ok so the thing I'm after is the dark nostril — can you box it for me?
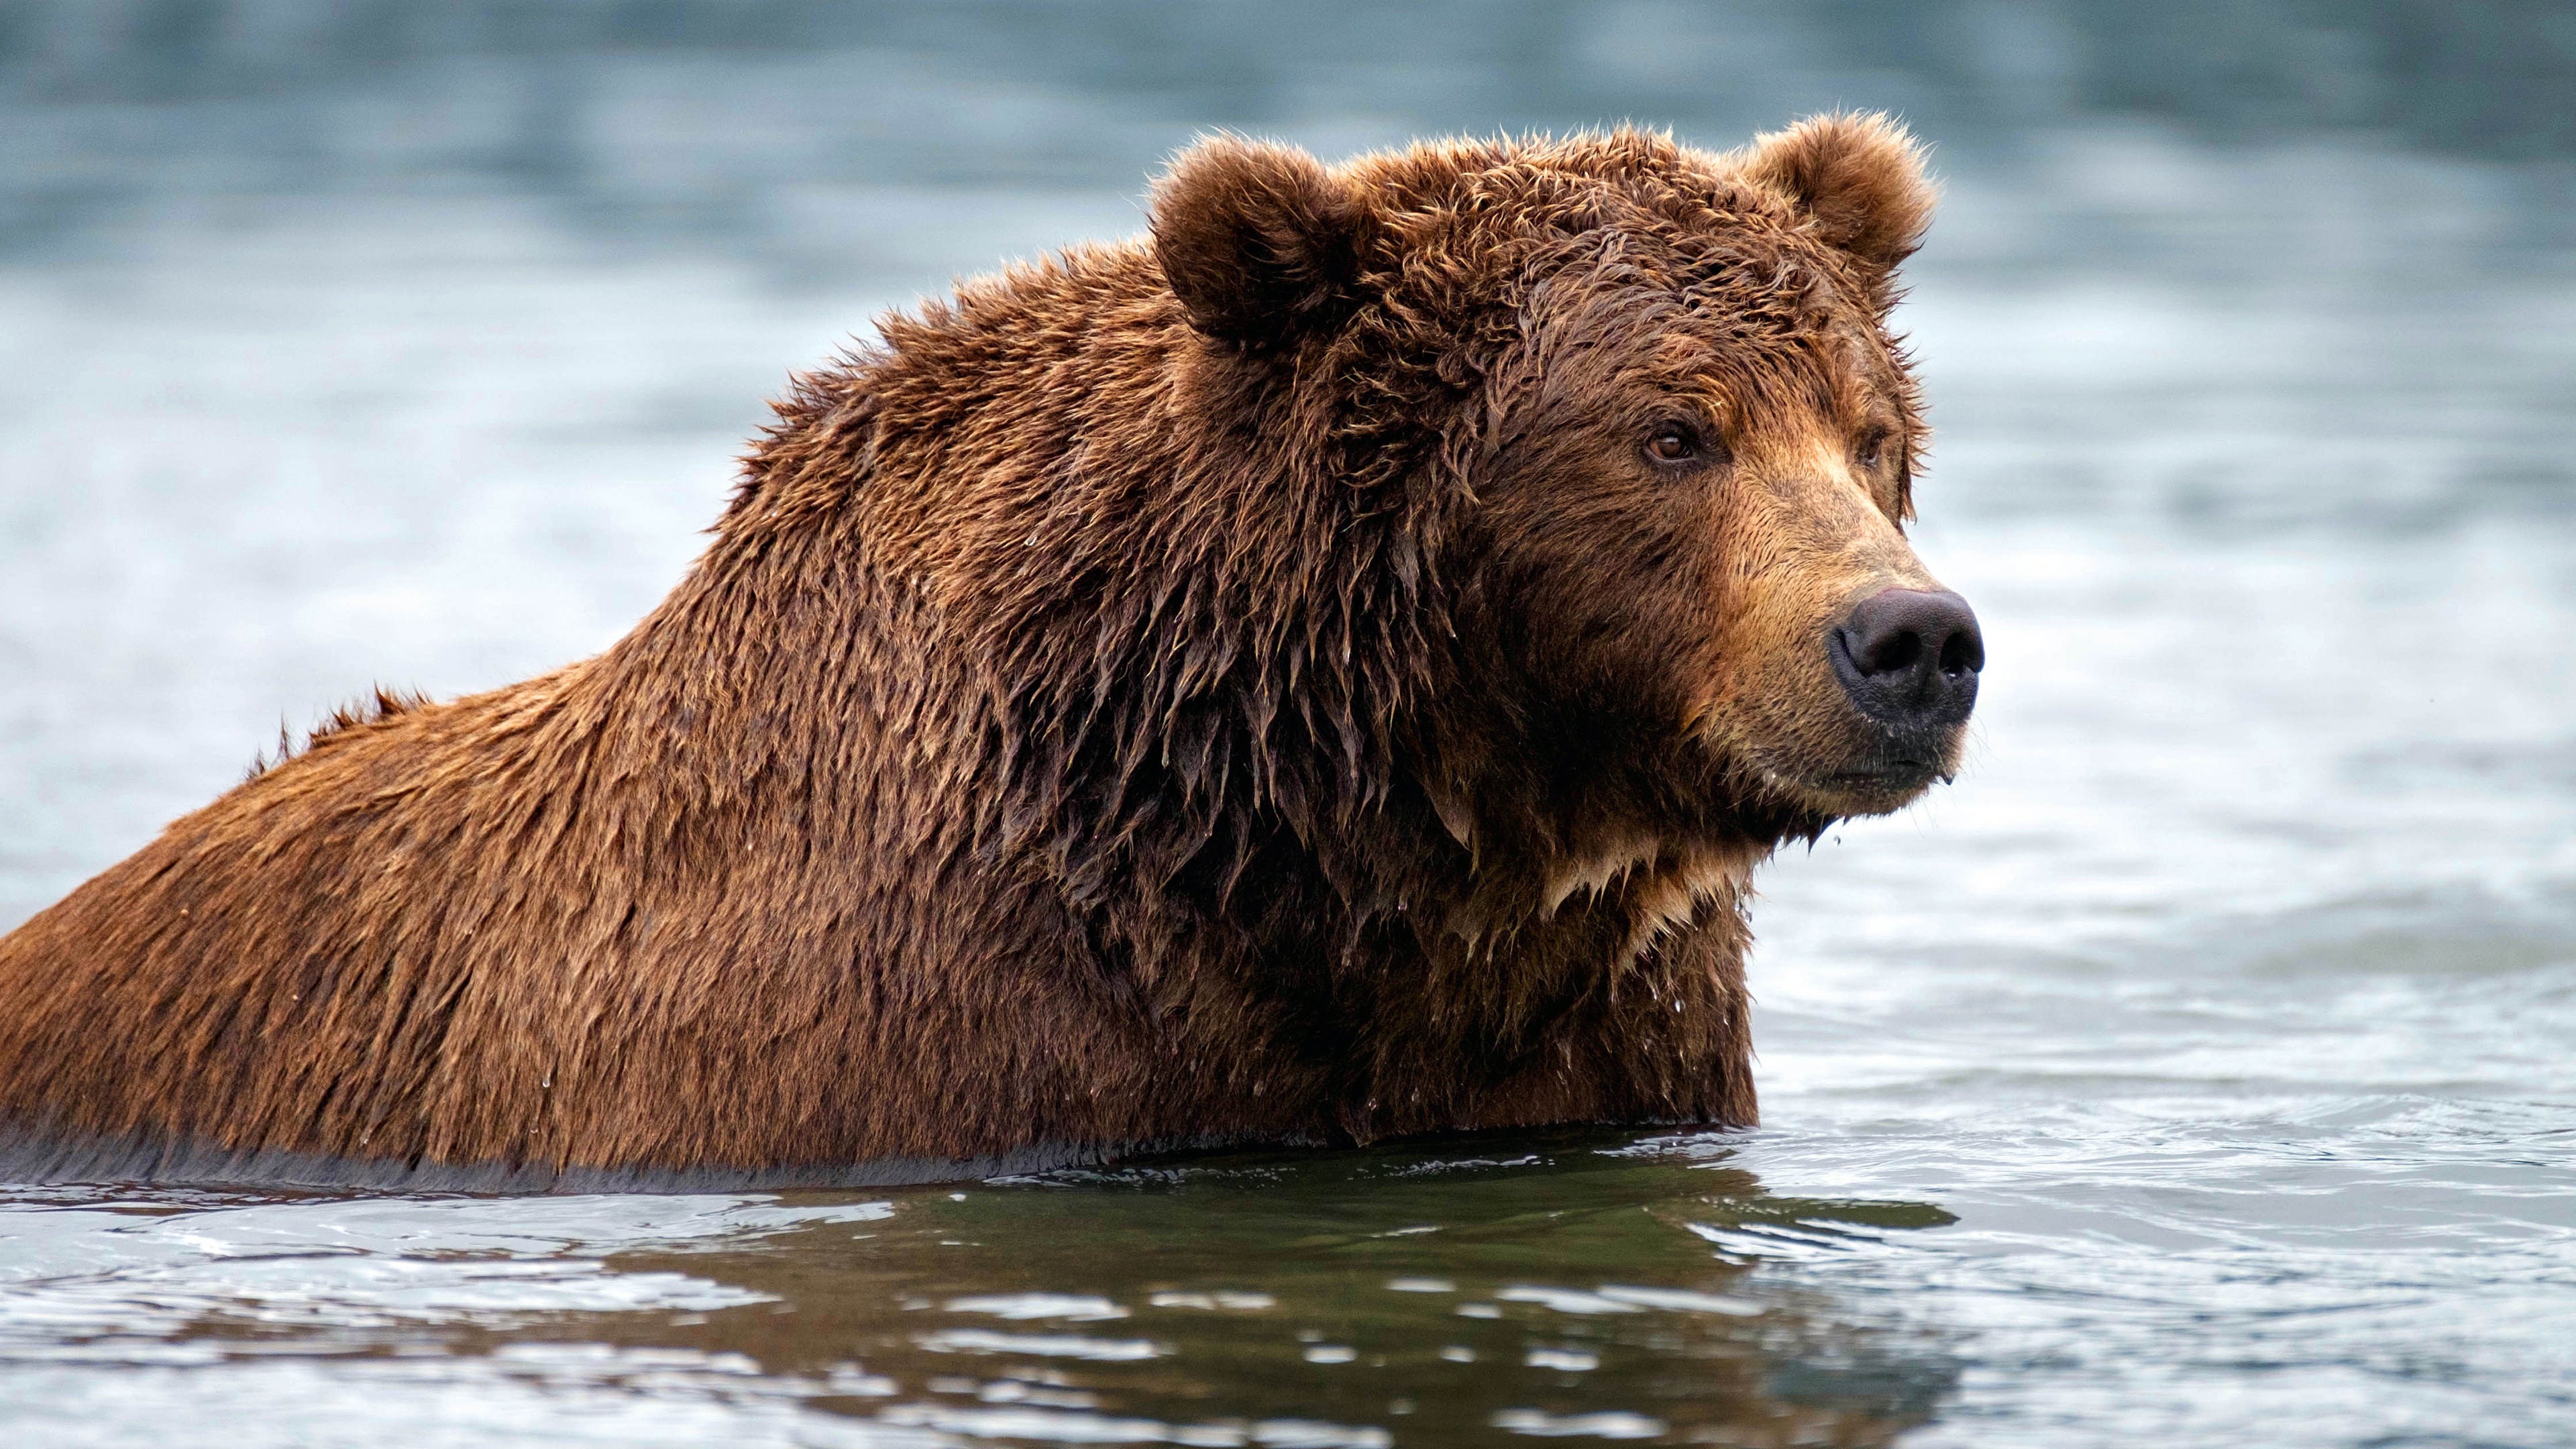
[1860,629,1922,675]
[1938,627,1982,676]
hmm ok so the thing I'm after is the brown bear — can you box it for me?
[0,114,1980,1191]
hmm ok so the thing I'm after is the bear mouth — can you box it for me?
[1827,761,1949,792]
[1777,736,1962,816]
[1696,718,1955,822]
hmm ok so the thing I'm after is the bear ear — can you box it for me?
[1150,135,1373,348]
[1738,112,1936,286]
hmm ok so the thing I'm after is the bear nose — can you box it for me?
[1828,587,1984,730]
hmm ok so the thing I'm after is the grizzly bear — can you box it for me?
[0,114,1980,1191]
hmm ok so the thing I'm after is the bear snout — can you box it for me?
[1827,586,1984,735]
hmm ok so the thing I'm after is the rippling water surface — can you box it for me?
[3,7,2573,1444]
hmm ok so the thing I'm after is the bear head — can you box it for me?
[1146,116,1978,914]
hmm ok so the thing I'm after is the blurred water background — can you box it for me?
[2,3,2573,1444]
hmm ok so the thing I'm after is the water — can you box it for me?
[3,5,2574,1444]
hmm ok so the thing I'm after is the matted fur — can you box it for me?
[0,115,1960,1190]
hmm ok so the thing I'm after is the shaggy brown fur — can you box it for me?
[0,114,1964,1190]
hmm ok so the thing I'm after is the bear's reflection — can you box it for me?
[492,1130,1966,1446]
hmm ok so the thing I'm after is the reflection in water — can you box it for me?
[0,1134,1961,1447]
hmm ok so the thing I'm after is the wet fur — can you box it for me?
[0,116,1943,1190]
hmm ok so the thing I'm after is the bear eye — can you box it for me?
[1644,424,1700,465]
[1856,429,1894,470]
